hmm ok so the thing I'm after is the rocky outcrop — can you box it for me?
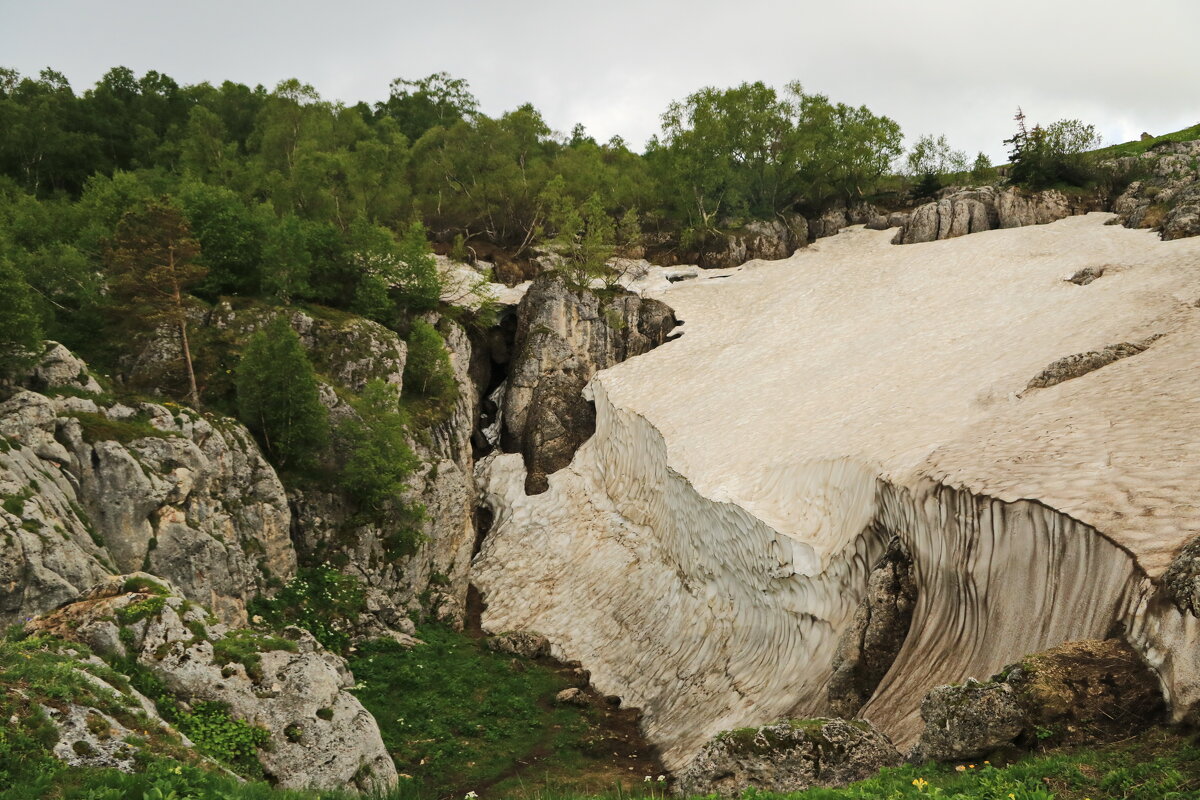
[1109,140,1200,239]
[675,718,902,797]
[501,274,677,493]
[809,207,850,239]
[154,303,480,632]
[697,215,809,268]
[1161,182,1200,240]
[0,347,294,627]
[26,574,397,792]
[828,536,917,718]
[1023,334,1162,392]
[892,186,1100,244]
[910,639,1165,762]
[289,314,479,630]
[1163,534,1200,617]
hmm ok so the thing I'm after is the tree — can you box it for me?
[0,257,43,377]
[970,152,993,182]
[235,315,329,470]
[374,72,478,143]
[105,199,207,407]
[402,319,457,422]
[657,81,903,228]
[337,378,421,523]
[1004,108,1102,190]
[904,134,968,178]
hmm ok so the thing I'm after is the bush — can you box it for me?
[248,568,366,654]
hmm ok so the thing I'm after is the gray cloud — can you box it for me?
[3,0,1196,161]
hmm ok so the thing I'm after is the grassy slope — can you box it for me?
[348,626,663,799]
[1091,123,1200,159]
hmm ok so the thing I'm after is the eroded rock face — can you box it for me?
[697,216,809,268]
[1161,182,1200,241]
[828,536,917,718]
[675,718,902,797]
[0,351,294,627]
[27,574,397,792]
[1108,140,1200,239]
[910,639,1165,762]
[893,186,1099,244]
[501,274,676,494]
[1164,535,1200,617]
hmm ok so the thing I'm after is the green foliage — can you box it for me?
[115,595,168,626]
[1004,109,1103,190]
[401,319,458,422]
[336,379,422,528]
[176,701,269,774]
[348,626,591,796]
[349,219,441,323]
[211,629,298,682]
[63,410,179,444]
[905,134,968,178]
[235,315,330,471]
[540,176,635,289]
[373,71,480,143]
[122,576,170,595]
[0,257,43,377]
[656,81,902,228]
[970,152,993,182]
[248,567,366,654]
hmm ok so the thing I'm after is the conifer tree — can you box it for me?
[106,199,206,407]
[235,315,329,470]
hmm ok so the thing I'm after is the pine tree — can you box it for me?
[106,199,207,407]
[337,378,421,521]
[236,315,329,470]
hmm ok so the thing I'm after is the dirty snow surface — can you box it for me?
[475,214,1200,769]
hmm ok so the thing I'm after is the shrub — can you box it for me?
[248,568,365,654]
[1004,109,1102,190]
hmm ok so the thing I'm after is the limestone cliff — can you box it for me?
[1,344,293,627]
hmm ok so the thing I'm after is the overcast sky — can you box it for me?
[2,0,1196,162]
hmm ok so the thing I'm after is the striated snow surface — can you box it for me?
[473,214,1200,769]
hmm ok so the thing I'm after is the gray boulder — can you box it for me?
[910,639,1165,762]
[697,215,808,268]
[1161,182,1200,241]
[488,630,552,659]
[675,718,902,797]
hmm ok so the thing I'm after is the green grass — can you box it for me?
[348,626,600,798]
[211,628,298,681]
[1092,123,1200,159]
[62,410,179,444]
